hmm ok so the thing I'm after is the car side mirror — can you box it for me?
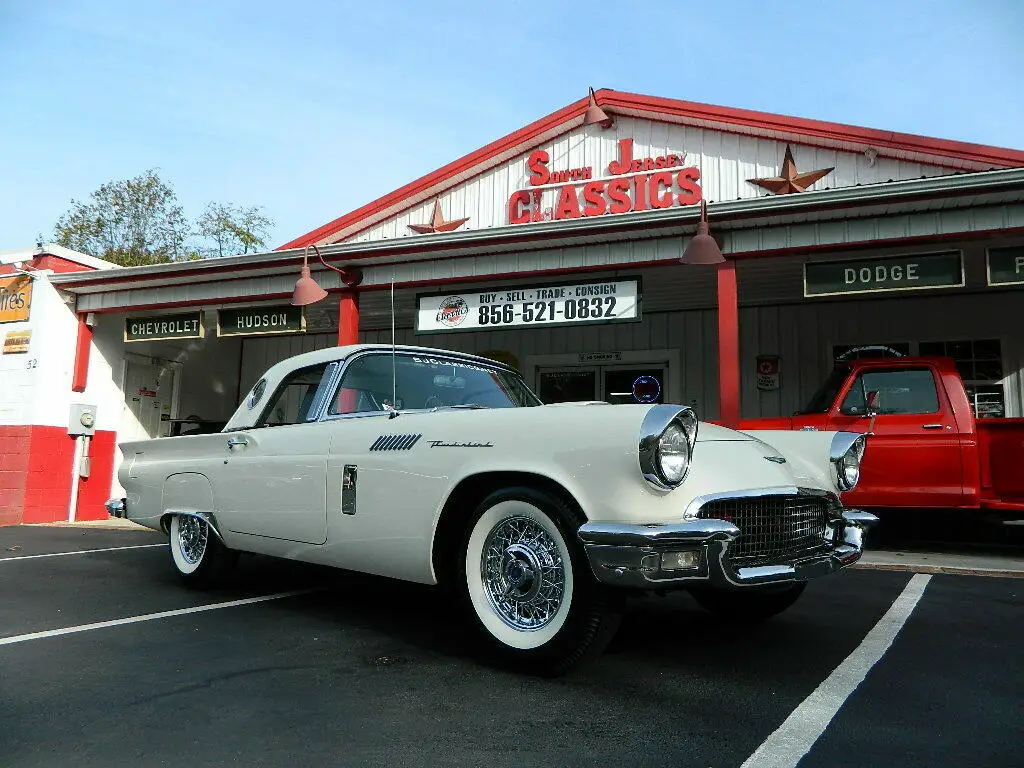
[866,390,879,416]
[865,390,879,434]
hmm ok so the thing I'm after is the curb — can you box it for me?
[25,520,149,531]
[852,562,1024,579]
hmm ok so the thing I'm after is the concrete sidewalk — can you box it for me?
[26,517,149,531]
[856,549,1024,578]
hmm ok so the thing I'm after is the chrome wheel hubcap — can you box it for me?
[178,516,208,565]
[481,515,565,631]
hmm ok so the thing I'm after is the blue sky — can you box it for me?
[2,0,1022,252]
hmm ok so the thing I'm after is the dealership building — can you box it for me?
[2,88,1023,525]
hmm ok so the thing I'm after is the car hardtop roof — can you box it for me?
[267,344,519,375]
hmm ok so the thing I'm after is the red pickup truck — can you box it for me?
[739,357,1024,518]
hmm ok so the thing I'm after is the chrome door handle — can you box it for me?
[227,437,249,448]
[921,424,945,430]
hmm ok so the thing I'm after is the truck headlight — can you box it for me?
[831,433,867,491]
[640,406,698,490]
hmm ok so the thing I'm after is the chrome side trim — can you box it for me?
[161,509,225,542]
[638,405,698,490]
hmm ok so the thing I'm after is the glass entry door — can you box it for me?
[537,365,667,405]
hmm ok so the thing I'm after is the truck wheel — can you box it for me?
[690,583,806,623]
[461,487,621,677]
[169,514,238,589]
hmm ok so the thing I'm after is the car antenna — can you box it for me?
[389,274,398,419]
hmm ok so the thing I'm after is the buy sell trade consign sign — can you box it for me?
[416,278,640,334]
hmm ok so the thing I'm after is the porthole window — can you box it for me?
[247,379,267,410]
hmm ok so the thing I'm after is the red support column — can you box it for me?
[717,260,740,427]
[337,291,360,346]
[72,314,92,393]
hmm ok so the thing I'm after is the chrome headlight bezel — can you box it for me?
[830,432,867,491]
[639,405,699,490]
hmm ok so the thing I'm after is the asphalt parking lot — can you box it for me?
[1,526,1020,768]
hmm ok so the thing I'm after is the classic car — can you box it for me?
[107,344,877,675]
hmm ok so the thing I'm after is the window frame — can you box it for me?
[253,361,339,429]
[838,366,942,417]
[318,349,539,422]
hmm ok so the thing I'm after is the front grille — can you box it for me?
[697,495,833,568]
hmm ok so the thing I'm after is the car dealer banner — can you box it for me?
[416,278,640,334]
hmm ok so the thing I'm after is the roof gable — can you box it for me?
[280,89,1024,249]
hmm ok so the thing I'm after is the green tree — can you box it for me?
[53,169,191,266]
[195,202,274,258]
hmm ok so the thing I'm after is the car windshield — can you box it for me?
[798,365,851,414]
[330,352,542,415]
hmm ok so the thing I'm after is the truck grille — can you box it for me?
[697,495,833,568]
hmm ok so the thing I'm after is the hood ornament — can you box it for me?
[763,456,787,464]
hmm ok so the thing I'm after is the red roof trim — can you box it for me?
[604,90,1024,169]
[279,89,1024,250]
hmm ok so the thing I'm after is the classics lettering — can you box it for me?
[510,137,702,224]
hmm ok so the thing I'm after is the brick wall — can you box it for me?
[0,425,115,525]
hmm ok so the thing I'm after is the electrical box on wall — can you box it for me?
[69,404,98,436]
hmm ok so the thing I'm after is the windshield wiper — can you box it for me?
[431,404,486,411]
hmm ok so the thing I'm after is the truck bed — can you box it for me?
[978,419,1024,510]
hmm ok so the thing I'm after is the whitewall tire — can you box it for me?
[461,487,620,676]
[169,514,237,589]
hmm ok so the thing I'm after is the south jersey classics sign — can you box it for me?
[416,279,640,334]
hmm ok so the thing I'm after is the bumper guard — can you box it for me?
[578,510,878,589]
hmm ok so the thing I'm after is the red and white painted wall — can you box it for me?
[0,245,120,525]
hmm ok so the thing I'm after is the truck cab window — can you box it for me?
[257,363,333,427]
[840,368,940,416]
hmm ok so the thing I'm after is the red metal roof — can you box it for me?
[279,88,1024,250]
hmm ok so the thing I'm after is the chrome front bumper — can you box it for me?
[577,510,878,589]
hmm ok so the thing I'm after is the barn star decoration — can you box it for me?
[407,200,470,234]
[747,145,835,195]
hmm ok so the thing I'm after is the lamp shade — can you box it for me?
[680,201,725,265]
[582,88,613,129]
[291,262,328,306]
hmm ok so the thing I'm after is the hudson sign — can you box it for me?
[507,138,702,224]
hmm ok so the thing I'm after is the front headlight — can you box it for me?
[639,406,698,490]
[831,433,867,491]
[658,423,691,485]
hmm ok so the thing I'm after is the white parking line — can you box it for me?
[0,544,167,562]
[0,590,313,646]
[741,573,932,768]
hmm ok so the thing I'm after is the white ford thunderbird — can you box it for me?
[108,344,876,675]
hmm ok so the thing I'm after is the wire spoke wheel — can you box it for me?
[481,515,566,632]
[177,516,209,565]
